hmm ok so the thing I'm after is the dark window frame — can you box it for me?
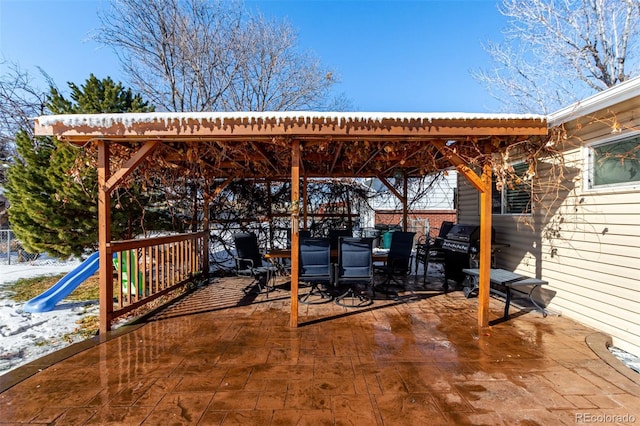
[492,162,532,215]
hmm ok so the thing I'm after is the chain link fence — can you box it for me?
[0,229,42,265]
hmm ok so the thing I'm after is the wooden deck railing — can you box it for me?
[109,231,207,320]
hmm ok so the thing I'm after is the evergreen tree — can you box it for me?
[6,75,154,258]
[5,133,70,255]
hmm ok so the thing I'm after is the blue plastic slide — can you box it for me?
[23,251,100,313]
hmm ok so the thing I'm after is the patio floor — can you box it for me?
[1,274,639,425]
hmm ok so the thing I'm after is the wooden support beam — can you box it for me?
[330,142,343,175]
[214,141,252,173]
[433,140,494,327]
[105,140,159,192]
[403,176,408,231]
[253,142,279,172]
[97,140,113,334]
[267,180,274,248]
[432,140,485,192]
[290,140,300,328]
[302,175,308,229]
[356,142,387,176]
[211,177,232,197]
[478,142,493,327]
[202,193,211,280]
[377,173,409,230]
[377,175,405,202]
[381,144,429,176]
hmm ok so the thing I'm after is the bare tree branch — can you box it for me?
[0,62,48,141]
[474,0,640,113]
[95,0,340,112]
[0,61,51,182]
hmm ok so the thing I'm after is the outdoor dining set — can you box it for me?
[232,229,426,308]
[231,222,549,319]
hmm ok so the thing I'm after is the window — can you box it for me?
[492,162,531,215]
[589,135,640,188]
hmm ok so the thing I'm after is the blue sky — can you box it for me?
[1,0,507,112]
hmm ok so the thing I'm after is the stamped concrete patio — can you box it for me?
[1,275,639,425]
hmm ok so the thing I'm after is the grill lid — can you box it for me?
[445,224,480,243]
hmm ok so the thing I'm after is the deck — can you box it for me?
[1,274,639,425]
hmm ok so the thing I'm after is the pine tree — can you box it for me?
[5,133,69,256]
[5,75,154,258]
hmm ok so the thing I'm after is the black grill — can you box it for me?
[442,224,494,285]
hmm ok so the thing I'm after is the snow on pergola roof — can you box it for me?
[37,111,546,128]
[34,111,548,180]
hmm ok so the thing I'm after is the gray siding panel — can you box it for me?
[457,176,479,224]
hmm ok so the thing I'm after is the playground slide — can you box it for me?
[23,251,100,313]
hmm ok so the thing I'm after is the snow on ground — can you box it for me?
[0,258,99,374]
[610,346,640,374]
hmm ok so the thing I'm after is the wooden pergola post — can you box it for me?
[432,140,493,327]
[97,140,113,334]
[477,143,493,327]
[402,176,408,231]
[302,175,308,230]
[98,140,160,333]
[377,175,408,230]
[267,180,273,250]
[290,140,300,327]
[202,193,211,280]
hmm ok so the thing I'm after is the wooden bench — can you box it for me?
[462,268,548,319]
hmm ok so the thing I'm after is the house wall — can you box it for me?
[370,172,457,211]
[457,96,640,356]
[364,172,457,241]
[374,210,457,243]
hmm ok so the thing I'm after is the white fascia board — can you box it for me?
[548,76,640,127]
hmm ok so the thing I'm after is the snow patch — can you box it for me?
[609,346,640,374]
[0,259,96,374]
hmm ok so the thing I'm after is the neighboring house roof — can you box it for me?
[548,75,640,127]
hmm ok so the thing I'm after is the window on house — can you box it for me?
[590,135,640,188]
[492,162,531,215]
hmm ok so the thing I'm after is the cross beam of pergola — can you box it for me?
[35,111,548,331]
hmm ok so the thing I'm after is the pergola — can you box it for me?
[34,111,548,332]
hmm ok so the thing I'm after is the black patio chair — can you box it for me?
[298,238,333,304]
[334,237,374,308]
[284,228,312,248]
[374,231,415,295]
[233,232,278,295]
[329,229,352,252]
[276,229,313,275]
[299,229,312,239]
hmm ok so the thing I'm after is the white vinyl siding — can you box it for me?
[369,172,457,211]
[362,172,457,230]
[457,96,640,356]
